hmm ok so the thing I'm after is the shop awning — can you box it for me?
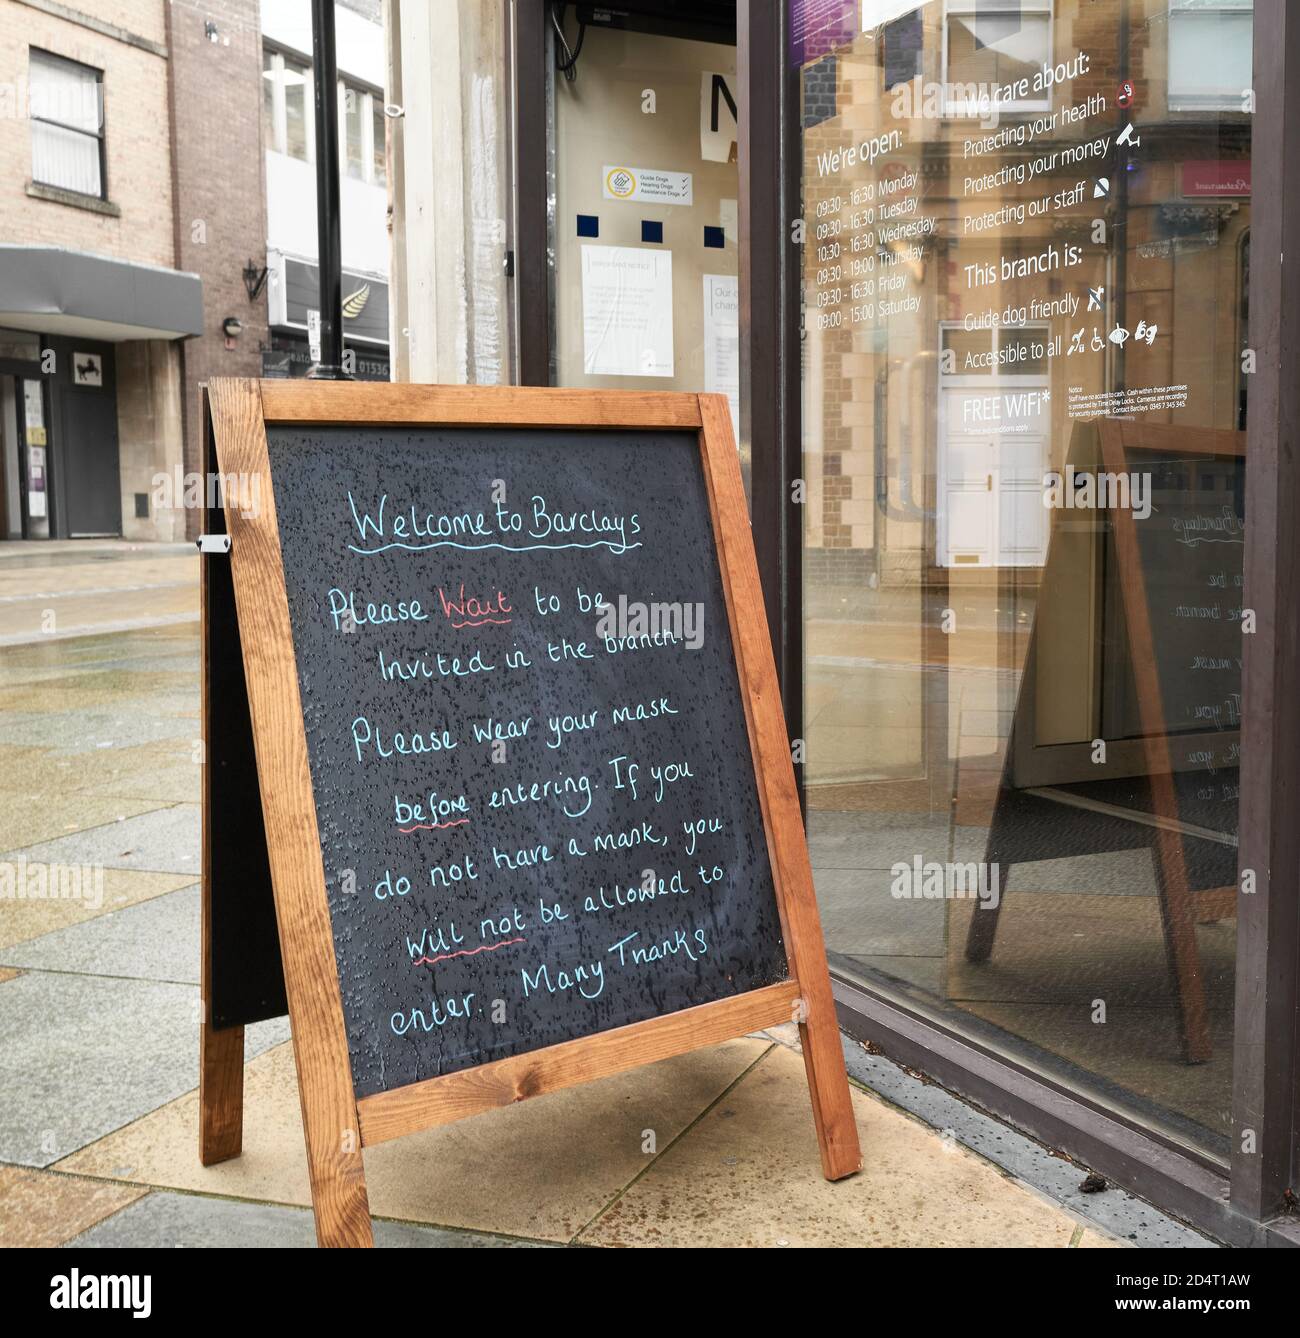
[0,245,203,342]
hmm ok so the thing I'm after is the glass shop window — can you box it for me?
[339,80,385,185]
[372,104,387,186]
[798,0,1252,1161]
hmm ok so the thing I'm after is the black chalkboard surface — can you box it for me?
[1104,448,1245,844]
[265,424,788,1097]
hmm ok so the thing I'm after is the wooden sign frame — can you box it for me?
[203,379,860,1247]
[1097,419,1243,1063]
[967,419,1243,1066]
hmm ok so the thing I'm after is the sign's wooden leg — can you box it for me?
[694,394,863,1182]
[298,1088,375,1247]
[210,378,375,1249]
[795,986,863,1181]
[199,1022,245,1165]
[1150,823,1214,1064]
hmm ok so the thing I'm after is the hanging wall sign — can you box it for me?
[602,165,694,205]
[72,352,103,387]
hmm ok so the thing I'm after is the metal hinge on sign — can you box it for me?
[196,535,231,554]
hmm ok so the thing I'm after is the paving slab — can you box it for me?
[59,1036,772,1242]
[0,1165,146,1247]
[0,673,196,715]
[61,743,202,805]
[0,708,194,753]
[11,804,198,876]
[580,1042,1078,1248]
[0,622,194,670]
[1078,1227,1126,1248]
[65,1191,544,1249]
[1,884,201,983]
[0,868,193,951]
[0,787,165,853]
[0,970,288,1167]
[0,745,94,794]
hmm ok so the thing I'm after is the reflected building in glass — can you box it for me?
[798,0,1250,1158]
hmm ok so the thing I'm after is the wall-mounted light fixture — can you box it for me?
[242,259,269,302]
[222,317,244,339]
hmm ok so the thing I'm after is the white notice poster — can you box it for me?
[581,245,675,378]
[23,380,43,430]
[703,273,740,440]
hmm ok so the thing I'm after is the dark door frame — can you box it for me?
[509,0,553,390]
[737,0,803,737]
[1230,0,1300,1230]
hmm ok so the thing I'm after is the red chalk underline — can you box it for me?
[398,819,470,833]
[412,937,526,967]
[450,617,512,628]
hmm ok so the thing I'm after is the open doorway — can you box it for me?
[0,371,51,540]
[546,3,739,435]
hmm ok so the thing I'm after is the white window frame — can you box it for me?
[941,0,1054,119]
[263,47,315,163]
[264,47,387,185]
[936,320,1052,569]
[29,48,105,198]
[1166,0,1254,113]
[338,78,384,186]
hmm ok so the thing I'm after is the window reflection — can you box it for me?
[800,0,1250,1157]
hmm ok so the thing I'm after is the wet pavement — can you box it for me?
[0,542,1213,1247]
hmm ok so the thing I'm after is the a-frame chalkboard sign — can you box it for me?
[967,419,1243,1065]
[200,379,860,1247]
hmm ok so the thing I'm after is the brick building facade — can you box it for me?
[0,0,198,541]
[166,0,270,538]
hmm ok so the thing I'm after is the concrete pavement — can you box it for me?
[0,542,1213,1248]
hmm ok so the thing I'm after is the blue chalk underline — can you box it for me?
[346,539,643,555]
